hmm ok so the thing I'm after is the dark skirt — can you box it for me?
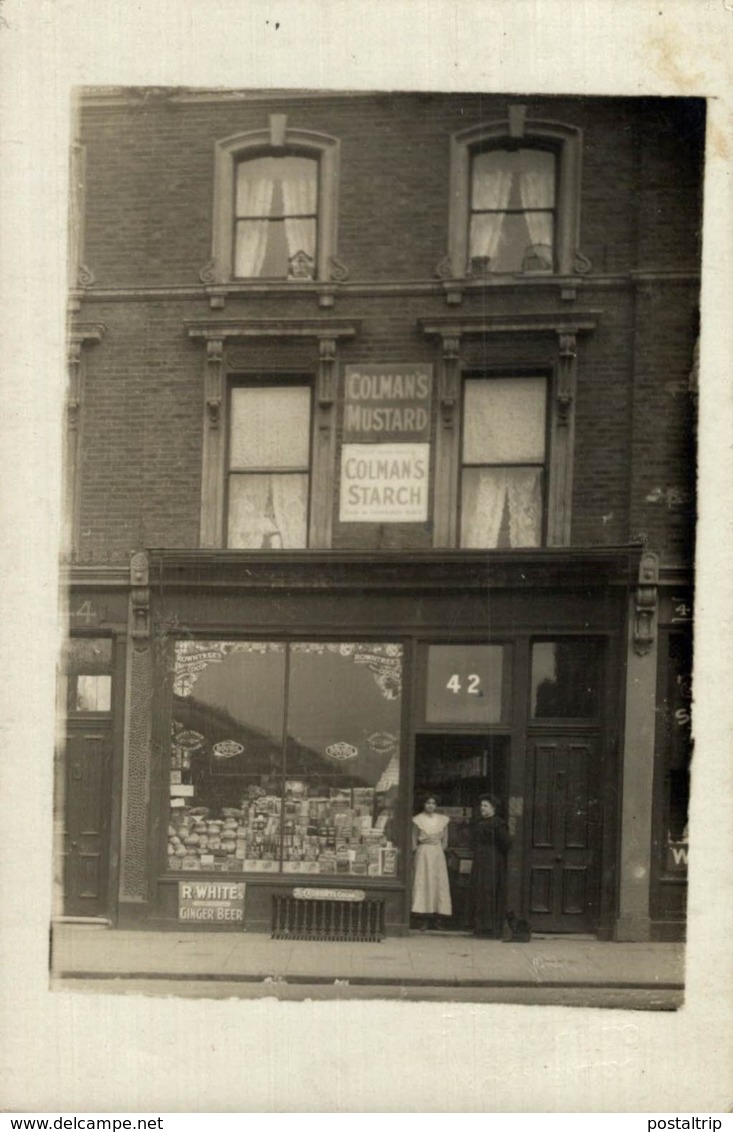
[470,847,506,937]
[470,817,511,938]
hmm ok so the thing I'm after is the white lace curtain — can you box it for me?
[235,175,275,277]
[236,158,317,276]
[470,168,513,262]
[518,168,553,262]
[461,467,542,548]
[229,475,308,549]
[281,169,317,262]
[470,150,555,268]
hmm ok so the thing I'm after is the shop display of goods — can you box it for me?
[166,784,398,876]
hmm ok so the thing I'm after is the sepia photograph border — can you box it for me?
[1,0,731,1114]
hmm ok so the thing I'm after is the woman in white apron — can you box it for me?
[411,795,452,930]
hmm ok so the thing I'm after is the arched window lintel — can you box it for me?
[449,119,583,278]
[212,128,340,283]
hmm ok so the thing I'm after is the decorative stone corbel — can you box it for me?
[573,250,593,275]
[329,257,349,283]
[130,550,150,648]
[435,256,453,280]
[633,551,659,656]
[205,338,224,429]
[67,341,83,431]
[317,337,337,408]
[439,335,461,429]
[66,323,105,429]
[435,256,463,305]
[199,260,227,308]
[556,332,577,428]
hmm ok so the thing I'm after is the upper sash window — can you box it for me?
[234,154,318,280]
[468,147,556,275]
[449,116,583,278]
[211,122,339,285]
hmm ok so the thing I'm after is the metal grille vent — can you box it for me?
[272,895,385,942]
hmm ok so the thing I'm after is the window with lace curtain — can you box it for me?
[226,383,312,549]
[210,124,339,286]
[460,376,547,548]
[447,117,582,279]
[468,147,556,275]
[234,154,318,280]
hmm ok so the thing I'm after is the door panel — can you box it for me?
[64,725,112,916]
[527,735,600,932]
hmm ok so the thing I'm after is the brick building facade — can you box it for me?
[59,89,701,941]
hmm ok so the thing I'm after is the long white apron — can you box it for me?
[411,812,452,916]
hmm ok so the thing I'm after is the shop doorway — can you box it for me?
[63,721,113,917]
[526,732,601,934]
[412,733,508,931]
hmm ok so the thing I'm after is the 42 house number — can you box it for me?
[446,673,483,696]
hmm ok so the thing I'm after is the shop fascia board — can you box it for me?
[145,545,644,593]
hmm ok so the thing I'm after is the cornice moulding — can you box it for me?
[185,318,360,340]
[419,312,600,337]
[69,273,700,306]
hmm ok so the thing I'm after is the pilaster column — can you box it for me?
[120,551,152,907]
[311,336,338,547]
[200,337,225,547]
[546,330,578,546]
[616,551,659,940]
[433,334,462,547]
[65,324,105,558]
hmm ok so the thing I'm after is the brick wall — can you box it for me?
[73,92,703,565]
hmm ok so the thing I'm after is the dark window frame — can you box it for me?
[224,375,315,550]
[232,149,320,281]
[458,369,551,549]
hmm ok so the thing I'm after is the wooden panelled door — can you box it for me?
[527,734,601,933]
[63,722,113,917]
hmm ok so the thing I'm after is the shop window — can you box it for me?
[424,644,505,725]
[234,154,318,280]
[448,117,582,278]
[166,641,403,878]
[211,123,339,284]
[460,376,547,548]
[530,639,601,719]
[468,147,556,275]
[226,383,312,549]
[65,637,113,713]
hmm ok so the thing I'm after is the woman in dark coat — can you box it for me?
[470,793,512,938]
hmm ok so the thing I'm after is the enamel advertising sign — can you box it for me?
[339,364,432,523]
[343,364,432,443]
[339,444,429,522]
[178,881,246,923]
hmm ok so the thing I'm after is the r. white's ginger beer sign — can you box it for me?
[340,364,432,523]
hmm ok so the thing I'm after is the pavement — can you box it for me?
[50,922,685,1007]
